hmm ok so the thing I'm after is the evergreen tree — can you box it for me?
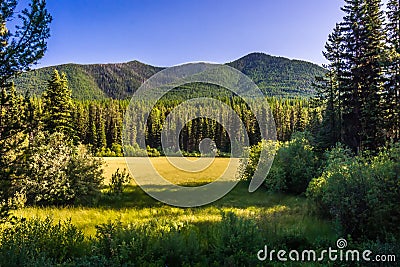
[319,0,386,152]
[87,103,98,147]
[316,24,344,149]
[0,84,29,218]
[0,0,52,89]
[385,0,400,142]
[42,70,75,139]
[96,108,107,149]
[0,0,51,219]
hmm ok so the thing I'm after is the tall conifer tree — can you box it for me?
[42,70,74,139]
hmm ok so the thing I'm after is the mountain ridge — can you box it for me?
[13,52,326,99]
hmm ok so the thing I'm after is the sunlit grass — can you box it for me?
[14,157,336,242]
[102,157,237,185]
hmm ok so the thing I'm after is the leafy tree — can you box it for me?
[240,132,318,195]
[21,132,104,206]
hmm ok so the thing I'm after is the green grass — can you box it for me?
[14,157,336,242]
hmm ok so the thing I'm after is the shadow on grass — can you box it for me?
[97,181,302,210]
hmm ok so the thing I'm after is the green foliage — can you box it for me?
[108,168,131,195]
[42,70,75,139]
[122,144,148,157]
[92,212,264,266]
[227,53,326,97]
[316,0,398,151]
[241,132,319,194]
[0,86,31,219]
[95,143,123,157]
[0,0,52,88]
[307,143,400,240]
[13,53,325,100]
[273,132,319,194]
[146,145,161,157]
[0,0,52,221]
[0,217,87,267]
[20,132,104,206]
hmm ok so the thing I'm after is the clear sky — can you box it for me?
[19,0,347,67]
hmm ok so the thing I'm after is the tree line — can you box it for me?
[29,78,320,156]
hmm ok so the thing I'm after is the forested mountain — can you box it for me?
[13,53,325,99]
[13,61,163,99]
[227,53,326,96]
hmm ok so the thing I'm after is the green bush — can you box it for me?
[108,168,131,195]
[122,144,147,157]
[307,143,400,240]
[95,143,124,157]
[92,212,264,266]
[241,132,319,194]
[0,217,87,267]
[274,132,319,194]
[146,145,161,157]
[20,132,104,206]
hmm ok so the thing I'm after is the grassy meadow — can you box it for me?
[14,157,335,241]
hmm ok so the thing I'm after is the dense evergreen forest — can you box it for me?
[24,77,319,156]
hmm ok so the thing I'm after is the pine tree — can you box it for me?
[0,0,52,88]
[357,0,386,151]
[0,0,51,220]
[0,84,29,218]
[316,24,344,149]
[385,0,400,142]
[42,70,75,139]
[320,0,386,152]
[96,109,107,149]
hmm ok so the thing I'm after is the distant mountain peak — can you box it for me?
[13,53,325,99]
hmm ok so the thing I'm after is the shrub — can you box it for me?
[146,145,160,157]
[241,132,319,194]
[307,143,400,240]
[92,212,264,266]
[20,132,104,206]
[274,132,319,194]
[239,139,279,183]
[0,217,87,266]
[95,143,123,157]
[108,168,131,195]
[122,144,147,157]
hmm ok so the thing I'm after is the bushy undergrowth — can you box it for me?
[15,132,104,206]
[1,212,397,266]
[307,143,400,240]
[0,217,88,267]
[0,212,333,266]
[108,168,131,196]
[241,132,319,194]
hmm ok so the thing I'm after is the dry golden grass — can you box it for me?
[102,157,239,185]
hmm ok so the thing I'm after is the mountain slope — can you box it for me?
[227,53,326,96]
[13,53,325,99]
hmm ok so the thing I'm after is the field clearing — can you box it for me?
[14,157,335,241]
[102,157,239,185]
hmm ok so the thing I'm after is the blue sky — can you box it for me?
[21,0,347,67]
